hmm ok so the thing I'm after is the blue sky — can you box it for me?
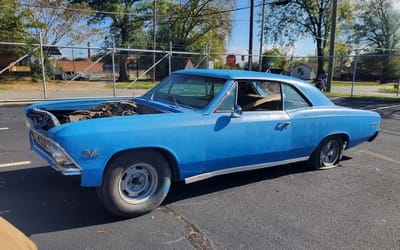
[227,0,400,57]
[226,0,315,57]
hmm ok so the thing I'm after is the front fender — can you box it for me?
[51,113,206,186]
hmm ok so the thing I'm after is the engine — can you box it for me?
[63,100,138,122]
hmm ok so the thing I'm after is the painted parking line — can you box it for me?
[0,127,9,131]
[360,150,400,165]
[0,161,31,168]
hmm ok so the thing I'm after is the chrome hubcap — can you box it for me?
[119,163,158,204]
[320,140,340,166]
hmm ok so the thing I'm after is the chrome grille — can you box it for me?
[31,130,51,154]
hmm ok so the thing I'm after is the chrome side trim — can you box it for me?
[184,157,309,184]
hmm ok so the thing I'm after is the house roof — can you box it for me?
[56,60,103,73]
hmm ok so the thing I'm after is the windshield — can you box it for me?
[143,73,227,109]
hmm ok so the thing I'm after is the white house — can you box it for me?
[292,63,317,80]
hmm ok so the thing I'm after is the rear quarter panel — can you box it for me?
[288,107,381,158]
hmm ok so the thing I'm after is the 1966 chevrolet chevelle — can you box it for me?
[26,69,380,217]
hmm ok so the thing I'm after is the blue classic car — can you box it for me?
[26,69,380,217]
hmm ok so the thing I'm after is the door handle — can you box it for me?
[275,122,291,131]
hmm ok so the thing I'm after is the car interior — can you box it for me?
[237,81,283,111]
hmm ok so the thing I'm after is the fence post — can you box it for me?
[289,54,294,76]
[351,53,358,98]
[111,41,116,97]
[39,32,47,99]
[206,44,210,69]
[169,41,172,75]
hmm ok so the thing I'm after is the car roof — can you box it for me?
[174,69,334,107]
[175,69,296,81]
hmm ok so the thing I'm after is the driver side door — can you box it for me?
[202,80,292,173]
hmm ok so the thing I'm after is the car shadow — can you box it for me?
[0,161,323,236]
[164,162,315,205]
[0,166,122,236]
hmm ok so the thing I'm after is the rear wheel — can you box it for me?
[310,136,344,170]
[98,150,171,217]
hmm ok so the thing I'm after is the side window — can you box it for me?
[237,81,282,111]
[215,84,237,113]
[282,84,311,110]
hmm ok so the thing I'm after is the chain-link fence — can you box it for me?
[250,53,400,98]
[1,40,399,101]
[0,41,211,101]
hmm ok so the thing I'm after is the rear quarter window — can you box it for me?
[282,84,311,110]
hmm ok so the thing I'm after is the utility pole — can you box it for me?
[152,0,156,82]
[258,0,266,72]
[327,0,338,92]
[248,0,254,71]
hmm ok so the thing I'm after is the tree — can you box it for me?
[351,0,400,82]
[151,0,235,78]
[261,0,352,78]
[0,0,39,56]
[260,48,289,72]
[75,0,150,82]
[156,0,234,53]
[0,0,43,80]
[26,0,96,46]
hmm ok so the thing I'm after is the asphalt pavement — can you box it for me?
[0,99,399,249]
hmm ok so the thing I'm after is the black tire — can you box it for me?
[98,150,171,217]
[309,136,344,170]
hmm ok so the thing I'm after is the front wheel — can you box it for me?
[309,136,344,170]
[98,150,171,217]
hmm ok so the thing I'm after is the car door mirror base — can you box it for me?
[231,105,242,118]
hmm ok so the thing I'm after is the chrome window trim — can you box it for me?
[184,156,309,184]
[212,81,238,114]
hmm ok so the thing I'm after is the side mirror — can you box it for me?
[231,105,242,118]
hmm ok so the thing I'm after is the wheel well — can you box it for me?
[326,133,349,149]
[105,148,180,181]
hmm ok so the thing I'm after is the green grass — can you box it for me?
[379,87,400,94]
[326,92,399,99]
[331,81,391,87]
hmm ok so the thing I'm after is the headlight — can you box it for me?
[49,144,72,166]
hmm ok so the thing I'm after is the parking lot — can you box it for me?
[0,98,399,249]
